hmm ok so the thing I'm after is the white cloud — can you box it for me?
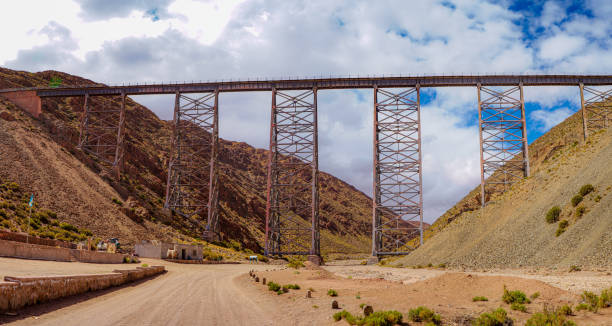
[530,107,574,132]
[539,34,587,61]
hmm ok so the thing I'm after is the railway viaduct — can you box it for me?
[1,74,611,262]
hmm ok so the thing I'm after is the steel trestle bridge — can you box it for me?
[1,74,611,260]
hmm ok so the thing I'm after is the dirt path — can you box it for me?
[2,259,285,326]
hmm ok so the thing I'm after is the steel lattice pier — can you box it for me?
[580,84,611,138]
[477,85,529,206]
[165,91,219,240]
[372,87,424,255]
[78,92,126,178]
[265,89,320,256]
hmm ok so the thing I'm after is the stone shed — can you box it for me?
[135,241,203,260]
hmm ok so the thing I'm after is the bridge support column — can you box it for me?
[164,91,220,241]
[372,86,423,256]
[265,88,320,259]
[580,84,611,139]
[477,84,530,206]
[78,92,127,179]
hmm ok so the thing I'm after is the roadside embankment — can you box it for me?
[0,239,126,263]
[0,265,165,312]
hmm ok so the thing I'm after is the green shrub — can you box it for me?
[276,289,283,295]
[141,263,149,267]
[328,289,338,297]
[558,305,572,316]
[579,184,594,196]
[60,222,78,232]
[407,306,441,325]
[473,296,489,302]
[575,206,586,218]
[111,197,123,206]
[472,308,512,326]
[268,281,281,292]
[285,284,300,290]
[569,265,581,272]
[332,309,403,326]
[594,195,602,202]
[257,254,269,263]
[502,286,530,304]
[281,285,289,293]
[228,239,242,251]
[571,194,583,207]
[530,292,540,300]
[599,287,612,309]
[123,256,131,263]
[437,263,447,269]
[1,220,11,229]
[288,258,305,269]
[556,220,569,237]
[581,291,599,312]
[525,307,576,326]
[546,206,561,223]
[511,302,527,312]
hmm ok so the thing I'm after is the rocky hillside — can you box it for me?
[396,107,612,268]
[0,67,374,254]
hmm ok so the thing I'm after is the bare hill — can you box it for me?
[396,108,612,269]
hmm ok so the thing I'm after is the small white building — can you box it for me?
[135,241,203,260]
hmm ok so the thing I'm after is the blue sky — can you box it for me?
[1,0,610,222]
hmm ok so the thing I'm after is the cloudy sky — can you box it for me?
[1,0,611,222]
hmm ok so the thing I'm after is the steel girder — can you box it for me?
[580,84,611,139]
[78,91,126,178]
[164,91,219,240]
[265,89,320,256]
[477,84,529,206]
[372,87,424,256]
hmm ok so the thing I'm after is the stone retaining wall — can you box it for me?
[163,259,241,264]
[0,239,125,263]
[0,266,165,312]
[0,230,76,249]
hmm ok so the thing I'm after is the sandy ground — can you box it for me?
[1,258,611,325]
[1,258,287,326]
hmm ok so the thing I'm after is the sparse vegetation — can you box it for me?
[570,194,583,207]
[530,292,540,300]
[407,306,441,325]
[569,265,581,272]
[285,284,300,290]
[525,306,577,326]
[556,220,569,236]
[579,184,594,197]
[473,296,489,302]
[111,197,123,206]
[141,263,149,267]
[558,305,573,316]
[288,258,305,269]
[472,308,512,326]
[546,206,561,223]
[579,286,612,312]
[510,302,527,312]
[502,286,530,304]
[328,289,338,297]
[574,206,586,218]
[267,281,281,292]
[332,309,403,326]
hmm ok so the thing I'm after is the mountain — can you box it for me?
[396,106,612,268]
[0,67,375,254]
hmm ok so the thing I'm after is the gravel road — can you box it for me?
[2,259,283,326]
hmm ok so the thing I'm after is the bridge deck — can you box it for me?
[1,75,611,97]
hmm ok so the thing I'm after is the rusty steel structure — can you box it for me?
[477,84,529,206]
[3,74,609,258]
[580,84,611,139]
[265,89,319,256]
[372,87,423,255]
[77,91,127,178]
[164,91,219,240]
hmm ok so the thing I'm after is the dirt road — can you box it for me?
[2,259,285,326]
